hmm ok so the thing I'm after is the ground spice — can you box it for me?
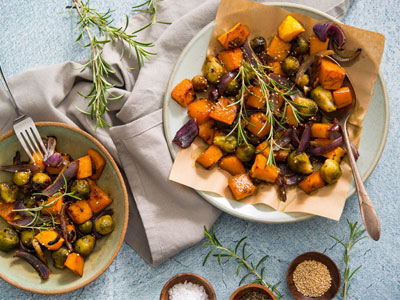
[293,260,332,297]
[239,291,272,300]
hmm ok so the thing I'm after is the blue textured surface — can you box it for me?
[0,0,399,299]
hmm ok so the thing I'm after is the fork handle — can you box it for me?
[342,121,381,241]
[0,66,21,117]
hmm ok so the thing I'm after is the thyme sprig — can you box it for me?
[203,226,282,299]
[69,0,158,130]
[13,175,81,231]
[330,220,367,300]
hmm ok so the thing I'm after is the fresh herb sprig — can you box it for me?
[330,220,367,300]
[69,0,158,130]
[13,175,81,231]
[132,0,171,25]
[203,226,282,299]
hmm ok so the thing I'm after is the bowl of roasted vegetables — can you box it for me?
[0,122,128,294]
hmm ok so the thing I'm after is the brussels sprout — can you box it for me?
[0,227,19,252]
[20,230,35,248]
[204,56,226,84]
[78,220,93,234]
[250,36,266,53]
[95,215,115,236]
[311,86,337,113]
[288,151,313,175]
[192,75,208,92]
[295,97,318,116]
[23,195,37,208]
[236,144,256,162]
[298,74,310,89]
[52,246,70,269]
[225,78,239,95]
[31,173,51,191]
[282,56,300,77]
[291,36,310,55]
[213,135,238,153]
[74,235,95,257]
[13,171,31,186]
[0,183,18,203]
[320,159,342,184]
[71,179,91,199]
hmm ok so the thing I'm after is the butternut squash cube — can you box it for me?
[309,35,329,55]
[187,99,213,125]
[246,86,266,109]
[298,170,326,194]
[267,35,291,61]
[65,253,84,277]
[278,15,305,42]
[171,78,195,107]
[333,86,353,108]
[228,174,256,200]
[35,230,65,251]
[87,179,113,215]
[218,48,242,71]
[247,112,270,138]
[323,146,346,162]
[67,200,93,224]
[209,97,238,125]
[218,23,249,49]
[310,123,333,139]
[196,145,223,169]
[219,155,246,176]
[198,119,216,145]
[250,154,279,183]
[319,58,346,90]
[268,61,285,76]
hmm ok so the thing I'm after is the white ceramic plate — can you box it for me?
[163,3,389,223]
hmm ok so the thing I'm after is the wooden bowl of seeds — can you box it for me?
[286,252,341,300]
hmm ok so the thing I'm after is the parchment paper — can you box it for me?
[169,0,385,221]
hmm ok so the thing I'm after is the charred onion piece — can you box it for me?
[47,229,62,246]
[32,238,47,264]
[329,38,362,63]
[14,200,29,218]
[44,153,63,168]
[43,137,57,161]
[208,88,220,102]
[172,119,199,148]
[291,128,300,148]
[329,123,341,140]
[267,73,296,90]
[277,176,287,202]
[295,50,335,85]
[0,164,40,173]
[217,71,238,95]
[9,215,52,228]
[42,161,79,196]
[14,250,52,279]
[273,128,292,151]
[286,174,306,185]
[313,22,346,48]
[19,240,35,253]
[242,39,258,66]
[60,202,72,251]
[310,136,343,156]
[297,124,311,153]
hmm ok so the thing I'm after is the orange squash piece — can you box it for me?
[267,35,291,61]
[278,15,305,42]
[219,155,246,176]
[309,35,329,55]
[46,154,71,175]
[318,58,346,90]
[311,138,346,162]
[298,170,326,194]
[209,97,238,125]
[171,78,195,107]
[310,123,333,139]
[196,145,223,169]
[246,86,266,109]
[30,152,45,173]
[67,200,93,224]
[88,149,105,180]
[42,195,63,216]
[250,154,280,183]
[65,253,84,277]
[218,48,242,71]
[256,141,271,158]
[187,99,214,125]
[76,156,92,179]
[198,119,215,145]
[87,179,113,215]
[228,174,256,201]
[247,112,270,138]
[268,61,285,76]
[0,201,16,222]
[218,23,249,49]
[333,86,353,108]
[35,230,65,251]
[284,105,297,126]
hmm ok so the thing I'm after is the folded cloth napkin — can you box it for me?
[0,0,352,266]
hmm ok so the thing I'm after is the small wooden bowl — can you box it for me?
[229,283,276,300]
[286,252,341,300]
[160,273,216,300]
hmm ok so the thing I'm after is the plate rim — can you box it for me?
[0,121,129,294]
[163,3,390,224]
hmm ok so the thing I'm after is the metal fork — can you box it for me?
[0,66,47,164]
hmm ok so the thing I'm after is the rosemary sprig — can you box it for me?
[13,175,81,231]
[203,226,282,299]
[69,0,158,130]
[132,0,171,25]
[330,220,367,300]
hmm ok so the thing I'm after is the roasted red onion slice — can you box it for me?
[310,136,343,156]
[60,202,72,250]
[295,50,334,85]
[43,137,57,161]
[297,124,311,153]
[313,22,346,48]
[329,38,362,63]
[173,119,199,148]
[277,176,287,202]
[44,153,63,168]
[208,88,219,102]
[42,161,79,196]
[0,164,40,173]
[242,39,258,66]
[14,250,52,279]
[217,71,238,95]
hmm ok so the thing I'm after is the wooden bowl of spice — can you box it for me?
[160,272,216,300]
[229,283,276,300]
[286,252,341,300]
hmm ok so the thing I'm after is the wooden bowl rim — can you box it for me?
[229,283,277,300]
[286,251,341,300]
[160,272,216,300]
[0,121,129,294]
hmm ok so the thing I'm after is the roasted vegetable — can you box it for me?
[191,75,208,92]
[246,86,266,109]
[298,170,326,194]
[333,86,353,108]
[64,252,84,277]
[76,155,93,179]
[218,48,242,72]
[278,15,305,42]
[311,86,337,112]
[209,97,238,125]
[88,149,105,180]
[67,200,93,224]
[198,119,216,145]
[282,56,300,76]
[292,36,309,54]
[87,179,113,215]
[31,172,51,191]
[219,155,246,176]
[213,134,238,153]
[20,230,35,248]
[78,220,93,234]
[74,235,96,257]
[0,183,18,203]
[23,195,37,208]
[320,159,342,184]
[14,250,51,279]
[0,227,19,251]
[250,36,266,53]
[42,195,63,216]
[294,97,318,115]
[71,179,91,199]
[42,161,79,196]
[228,174,256,200]
[187,99,213,125]
[171,78,195,107]
[288,151,313,175]
[318,58,346,90]
[35,230,64,251]
[52,246,70,269]
[309,35,329,55]
[196,145,223,169]
[204,56,226,84]
[250,154,280,183]
[310,123,334,139]
[172,119,199,148]
[13,171,31,186]
[218,22,249,49]
[297,74,310,89]
[236,143,256,162]
[95,215,115,235]
[225,78,240,95]
[267,35,291,61]
[247,112,271,137]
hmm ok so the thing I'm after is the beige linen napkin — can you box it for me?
[0,0,353,266]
